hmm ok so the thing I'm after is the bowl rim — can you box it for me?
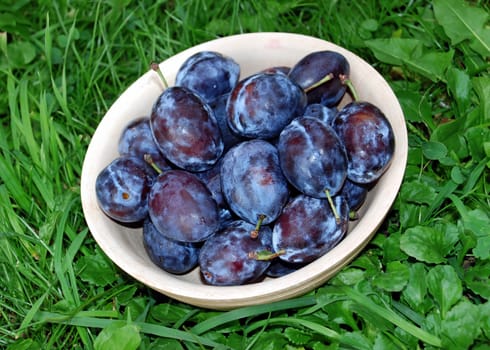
[81,32,408,310]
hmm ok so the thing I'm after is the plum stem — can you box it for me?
[144,154,163,174]
[304,73,334,93]
[340,74,359,101]
[151,62,169,89]
[249,249,286,261]
[325,189,341,224]
[250,214,267,239]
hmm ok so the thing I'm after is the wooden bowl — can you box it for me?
[80,32,408,310]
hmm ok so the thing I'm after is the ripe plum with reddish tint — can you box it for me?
[288,50,349,107]
[199,220,272,286]
[333,101,394,184]
[278,116,347,198]
[221,139,289,226]
[175,51,240,104]
[272,194,349,264]
[226,72,306,139]
[96,156,155,223]
[148,170,219,243]
[143,218,199,274]
[151,86,223,172]
[118,117,171,171]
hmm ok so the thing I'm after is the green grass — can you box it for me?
[1,0,489,349]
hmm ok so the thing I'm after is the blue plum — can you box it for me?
[333,101,394,184]
[220,139,289,227]
[118,117,171,171]
[143,217,200,274]
[148,170,219,243]
[95,156,155,223]
[151,86,224,172]
[278,116,348,198]
[226,72,306,139]
[175,51,240,104]
[199,220,272,285]
[288,50,350,107]
[272,194,349,264]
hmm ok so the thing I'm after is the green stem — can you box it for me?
[324,189,340,223]
[340,74,360,101]
[251,214,266,238]
[144,154,163,174]
[304,73,334,93]
[151,62,169,89]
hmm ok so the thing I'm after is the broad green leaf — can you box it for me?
[400,224,459,263]
[76,251,117,287]
[446,67,471,113]
[284,327,312,345]
[366,38,421,66]
[249,332,289,350]
[440,300,482,350]
[409,50,454,82]
[464,261,490,299]
[148,338,184,350]
[426,265,462,318]
[394,89,433,126]
[465,126,490,161]
[422,141,448,160]
[451,195,490,260]
[338,332,372,350]
[382,231,408,263]
[366,38,453,81]
[433,0,490,56]
[481,302,490,339]
[372,261,409,292]
[402,263,430,314]
[431,118,469,160]
[94,322,141,350]
[6,40,37,67]
[373,333,399,350]
[150,304,190,326]
[472,76,490,123]
[400,180,438,205]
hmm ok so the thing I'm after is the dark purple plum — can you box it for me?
[288,50,349,107]
[175,51,240,104]
[226,72,306,139]
[265,259,305,278]
[338,178,369,213]
[333,101,394,184]
[151,86,223,172]
[209,93,245,151]
[220,139,289,227]
[199,220,272,285]
[118,117,171,171]
[148,170,219,243]
[143,217,199,274]
[95,156,155,223]
[278,116,348,198]
[196,159,234,228]
[272,194,349,264]
[303,103,338,125]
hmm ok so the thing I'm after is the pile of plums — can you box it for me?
[95,49,395,286]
